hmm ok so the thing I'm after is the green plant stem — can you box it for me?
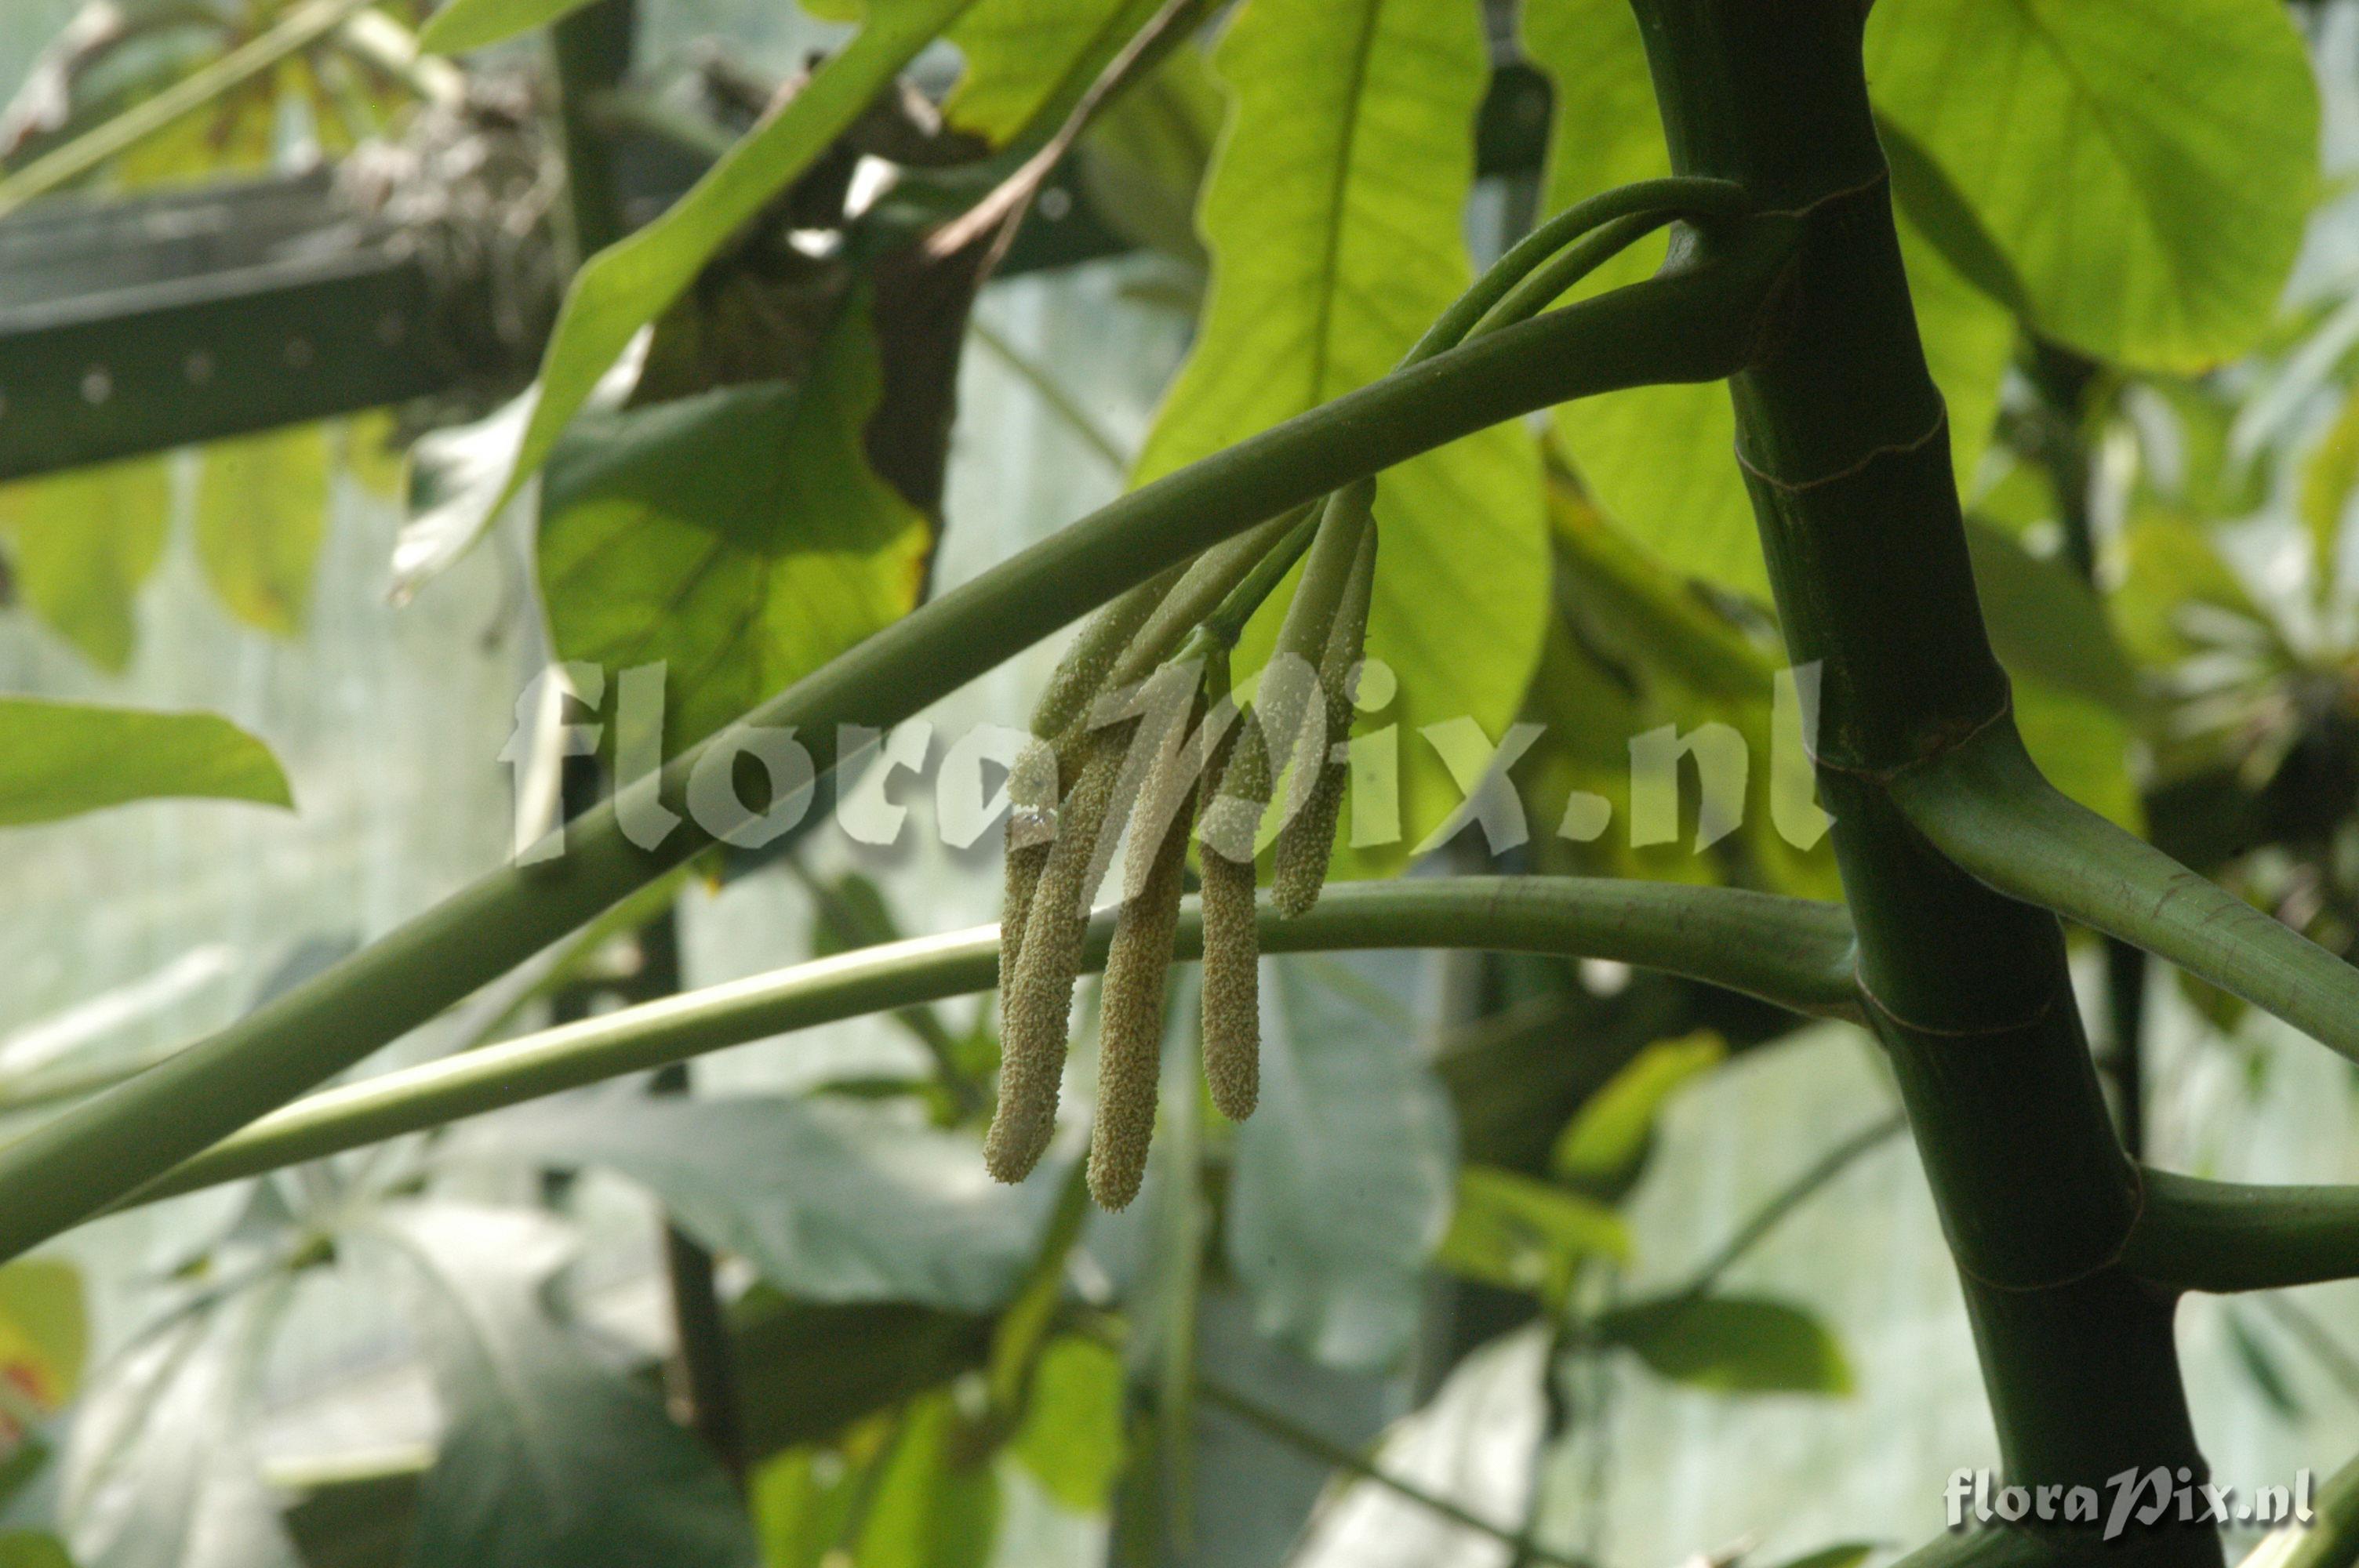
[339,9,466,104]
[2125,1171,2359,1294]
[0,0,385,219]
[582,85,739,162]
[1194,1380,1593,1568]
[0,227,1793,1264]
[1674,1110,1907,1301]
[1255,481,1374,771]
[1168,176,1737,713]
[551,0,637,262]
[1103,512,1303,694]
[118,877,1857,1207]
[968,318,1134,475]
[1070,164,1722,726]
[1886,1528,2059,1568]
[0,1046,191,1118]
[2023,344,2152,1160]
[1469,212,1675,340]
[1888,720,2359,1068]
[1404,176,1748,365]
[2256,1294,2359,1407]
[1191,515,1317,653]
[1158,175,1742,687]
[785,858,980,1113]
[2243,1446,2359,1568]
[1628,2,2209,1550]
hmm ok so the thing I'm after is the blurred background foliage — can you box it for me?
[0,1,2355,1566]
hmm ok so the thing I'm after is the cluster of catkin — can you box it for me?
[986,488,1379,1210]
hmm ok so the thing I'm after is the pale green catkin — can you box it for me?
[1198,715,1270,1123]
[986,727,1131,1183]
[1088,771,1196,1211]
[1094,660,1201,907]
[1030,568,1182,744]
[998,737,1060,982]
[1002,570,1181,978]
[1273,521,1377,918]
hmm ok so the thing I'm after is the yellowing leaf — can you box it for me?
[0,459,170,673]
[2015,677,2141,834]
[338,412,408,502]
[0,1261,84,1413]
[1437,1166,1630,1307]
[419,0,602,53]
[195,426,330,637]
[2301,390,2359,587]
[1010,1337,1126,1514]
[855,1390,998,1568]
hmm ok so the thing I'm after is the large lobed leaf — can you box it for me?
[193,428,329,640]
[1866,0,2317,373]
[943,0,1165,147]
[376,1203,758,1568]
[468,1091,1063,1313]
[1135,0,1548,872]
[0,461,169,673]
[1226,955,1456,1370]
[536,297,931,756]
[482,0,982,520]
[63,1289,304,1568]
[1523,0,2013,607]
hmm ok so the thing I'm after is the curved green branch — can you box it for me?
[1470,211,1681,340]
[1888,1528,2061,1568]
[2243,1447,2359,1568]
[121,877,1856,1207]
[1889,721,2359,1066]
[1405,175,1750,363]
[2123,1170,2359,1295]
[0,222,1799,1263]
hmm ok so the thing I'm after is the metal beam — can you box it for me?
[0,173,446,481]
[0,61,1552,483]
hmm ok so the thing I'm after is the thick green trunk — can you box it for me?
[1625,3,2215,1559]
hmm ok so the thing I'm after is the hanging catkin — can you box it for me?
[998,572,1177,991]
[1088,757,1197,1210]
[1198,711,1270,1123]
[986,724,1130,1183]
[1031,568,1181,742]
[1273,519,1376,917]
[998,737,1060,981]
